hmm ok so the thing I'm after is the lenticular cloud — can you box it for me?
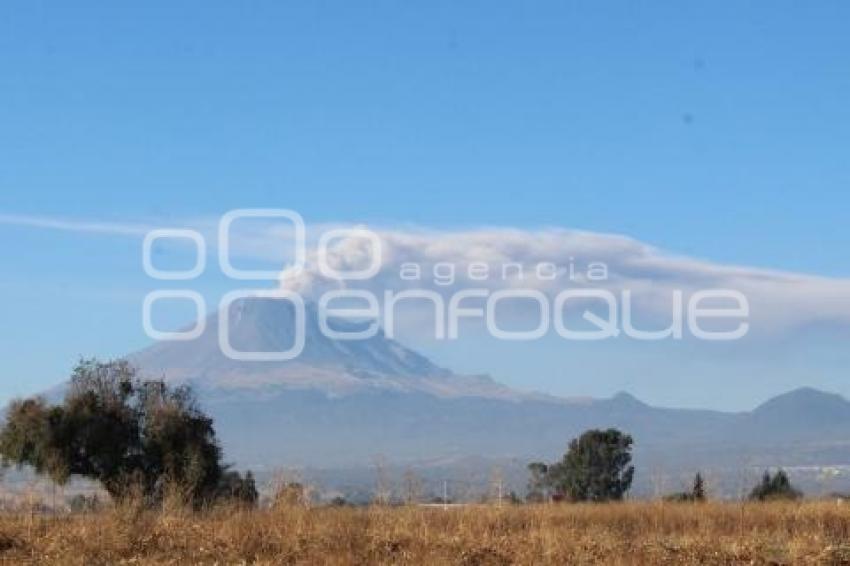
[277,225,850,339]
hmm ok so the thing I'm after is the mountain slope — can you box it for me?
[127,297,850,474]
[132,297,521,401]
[734,387,850,443]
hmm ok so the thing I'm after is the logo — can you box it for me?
[143,209,750,361]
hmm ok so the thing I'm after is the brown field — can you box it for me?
[2,501,850,565]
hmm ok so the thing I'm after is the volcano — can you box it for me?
[126,296,850,496]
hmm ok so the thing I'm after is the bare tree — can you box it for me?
[490,466,505,507]
[402,468,422,505]
[372,455,392,505]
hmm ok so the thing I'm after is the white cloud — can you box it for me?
[281,226,850,339]
[0,213,154,236]
[3,211,848,339]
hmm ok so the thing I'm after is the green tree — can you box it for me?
[748,469,802,501]
[530,428,635,502]
[526,462,550,502]
[558,428,634,501]
[0,359,253,506]
[692,472,706,502]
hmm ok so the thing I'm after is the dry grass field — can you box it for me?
[1,501,850,565]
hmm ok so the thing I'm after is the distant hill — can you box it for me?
[744,387,850,439]
[131,297,523,401]
[122,297,850,487]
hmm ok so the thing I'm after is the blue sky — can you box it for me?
[1,2,849,408]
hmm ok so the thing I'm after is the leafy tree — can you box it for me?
[0,397,66,483]
[526,462,550,502]
[558,428,634,501]
[0,360,144,497]
[748,469,802,501]
[0,358,253,506]
[528,428,635,502]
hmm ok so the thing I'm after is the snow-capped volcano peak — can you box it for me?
[130,297,521,400]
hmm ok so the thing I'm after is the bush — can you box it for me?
[217,470,259,507]
[749,469,802,501]
[664,473,706,503]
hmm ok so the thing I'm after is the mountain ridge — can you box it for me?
[117,297,850,478]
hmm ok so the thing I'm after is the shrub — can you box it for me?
[749,469,802,501]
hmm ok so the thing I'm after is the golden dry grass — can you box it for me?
[2,501,850,565]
